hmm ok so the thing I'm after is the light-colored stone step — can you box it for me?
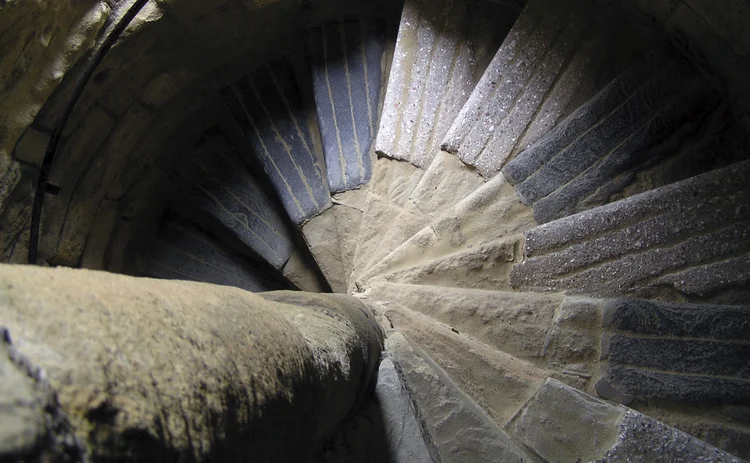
[510,159,750,303]
[385,331,536,463]
[306,18,385,193]
[356,172,534,287]
[301,207,348,293]
[375,0,518,168]
[507,377,744,462]
[221,60,331,225]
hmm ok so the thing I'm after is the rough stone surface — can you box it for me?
[221,61,331,225]
[374,358,439,463]
[331,188,367,287]
[510,160,750,301]
[307,19,384,192]
[408,150,485,217]
[386,332,534,463]
[0,265,383,461]
[282,249,326,293]
[302,207,348,293]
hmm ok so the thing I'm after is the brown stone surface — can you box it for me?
[0,265,382,461]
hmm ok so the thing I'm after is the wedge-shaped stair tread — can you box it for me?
[306,19,384,192]
[507,378,743,462]
[600,299,750,404]
[144,214,283,293]
[510,160,750,300]
[375,0,518,168]
[221,61,331,225]
[442,0,590,177]
[171,132,295,270]
[503,54,719,223]
[385,331,535,463]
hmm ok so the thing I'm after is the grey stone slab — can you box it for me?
[510,59,698,206]
[144,214,283,293]
[597,411,744,463]
[386,332,534,463]
[375,358,440,463]
[606,365,750,403]
[604,299,750,341]
[608,336,750,378]
[172,133,295,270]
[655,254,750,298]
[306,19,383,193]
[221,61,331,225]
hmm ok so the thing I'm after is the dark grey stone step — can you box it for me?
[510,160,750,300]
[507,378,744,462]
[221,61,331,225]
[502,54,719,223]
[306,19,384,193]
[143,214,285,293]
[375,0,518,168]
[442,0,590,177]
[170,132,296,270]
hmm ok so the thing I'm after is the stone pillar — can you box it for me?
[0,265,383,462]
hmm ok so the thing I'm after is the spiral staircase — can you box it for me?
[2,0,750,460]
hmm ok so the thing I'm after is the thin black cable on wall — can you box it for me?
[28,0,150,265]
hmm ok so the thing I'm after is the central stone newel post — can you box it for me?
[0,265,383,462]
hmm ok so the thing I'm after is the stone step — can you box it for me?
[169,130,296,271]
[507,377,743,462]
[301,207,348,293]
[442,0,589,177]
[503,54,720,224]
[598,298,750,404]
[305,18,385,193]
[355,172,534,287]
[221,60,331,225]
[375,0,519,168]
[384,331,536,463]
[510,160,750,303]
[142,213,286,293]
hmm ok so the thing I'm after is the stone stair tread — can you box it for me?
[171,132,296,270]
[385,330,537,463]
[306,18,384,193]
[144,214,284,293]
[221,61,331,225]
[507,377,743,462]
[510,160,750,301]
[301,208,348,293]
[375,0,517,168]
[442,0,590,177]
[408,150,485,217]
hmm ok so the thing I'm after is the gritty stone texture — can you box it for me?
[172,132,295,270]
[302,207,348,293]
[386,332,534,463]
[332,189,367,286]
[221,61,331,225]
[0,265,383,461]
[510,159,750,300]
[307,19,384,192]
[282,250,326,293]
[375,358,439,463]
[597,411,744,462]
[409,150,485,217]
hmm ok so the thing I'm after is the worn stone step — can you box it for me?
[442,0,591,177]
[384,331,536,462]
[142,213,286,293]
[221,61,331,225]
[507,377,743,462]
[503,55,720,223]
[355,172,534,287]
[306,18,385,193]
[510,160,750,302]
[170,131,296,271]
[375,0,518,168]
[301,207,348,293]
[598,298,750,405]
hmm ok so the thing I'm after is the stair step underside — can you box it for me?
[144,213,285,293]
[375,0,517,168]
[510,159,750,302]
[306,18,385,193]
[170,131,296,270]
[503,54,720,224]
[221,61,331,226]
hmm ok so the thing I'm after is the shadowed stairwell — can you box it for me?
[1,0,749,461]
